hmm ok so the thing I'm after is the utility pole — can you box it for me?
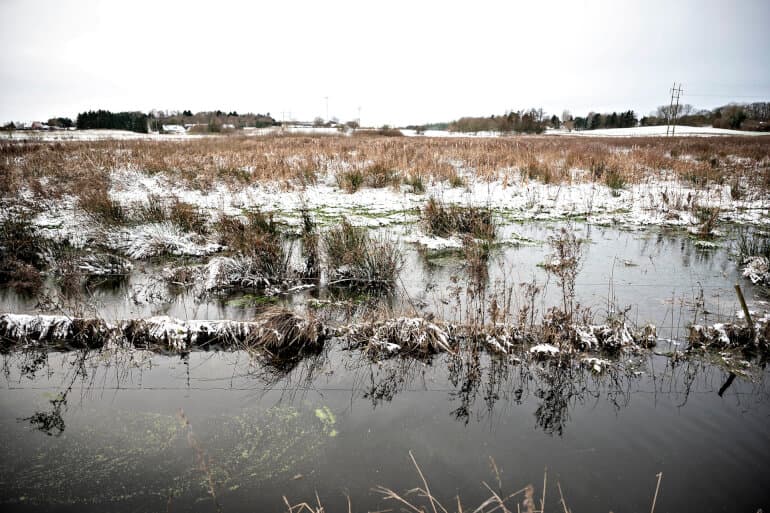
[666,83,683,136]
[324,96,329,123]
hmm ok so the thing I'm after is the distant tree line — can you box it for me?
[149,110,277,131]
[47,117,74,128]
[639,102,769,131]
[405,122,450,132]
[76,110,149,133]
[573,110,638,131]
[449,108,548,134]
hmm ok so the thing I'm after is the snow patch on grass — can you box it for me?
[107,222,222,259]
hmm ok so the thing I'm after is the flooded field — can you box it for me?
[2,221,769,512]
[0,221,763,336]
[1,136,769,511]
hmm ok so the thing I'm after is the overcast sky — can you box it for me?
[1,0,769,126]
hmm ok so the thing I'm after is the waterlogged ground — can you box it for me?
[0,343,768,512]
[3,135,770,511]
[1,221,769,511]
[1,221,764,336]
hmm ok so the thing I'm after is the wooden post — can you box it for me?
[734,283,755,340]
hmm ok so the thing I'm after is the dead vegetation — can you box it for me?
[422,197,496,240]
[283,450,667,513]
[322,220,403,290]
[0,212,45,292]
[0,309,327,355]
[2,135,768,199]
[245,307,327,357]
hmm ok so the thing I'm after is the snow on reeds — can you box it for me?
[107,222,222,259]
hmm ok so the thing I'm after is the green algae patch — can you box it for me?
[0,405,331,509]
[314,405,338,437]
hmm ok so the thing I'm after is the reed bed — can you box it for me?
[2,135,768,200]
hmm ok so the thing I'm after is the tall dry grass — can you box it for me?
[2,135,768,200]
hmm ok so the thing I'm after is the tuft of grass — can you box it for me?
[138,194,168,223]
[78,187,126,225]
[337,169,365,193]
[365,162,399,188]
[214,209,290,287]
[404,173,426,194]
[422,197,496,240]
[448,172,465,188]
[247,308,326,357]
[603,166,625,193]
[169,198,208,234]
[694,204,720,239]
[322,220,403,290]
[525,158,553,184]
[300,208,320,279]
[0,213,44,292]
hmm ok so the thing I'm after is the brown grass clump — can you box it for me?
[212,210,292,288]
[365,161,400,188]
[78,186,127,225]
[422,197,496,240]
[247,308,327,357]
[349,317,454,357]
[0,213,45,292]
[322,220,403,290]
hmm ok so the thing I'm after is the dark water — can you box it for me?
[1,345,768,512]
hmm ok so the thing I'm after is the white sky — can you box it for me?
[1,0,769,126]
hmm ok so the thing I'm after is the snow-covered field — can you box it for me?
[5,124,768,142]
[550,125,770,137]
[18,164,767,259]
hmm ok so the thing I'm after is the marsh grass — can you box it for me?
[404,173,426,193]
[694,204,720,239]
[283,451,590,513]
[300,208,320,279]
[543,227,585,319]
[422,197,496,240]
[245,307,326,357]
[213,210,292,288]
[5,136,767,202]
[736,228,770,259]
[336,168,365,192]
[78,186,127,225]
[322,220,403,290]
[365,161,400,188]
[0,212,45,292]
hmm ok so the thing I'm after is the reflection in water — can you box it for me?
[1,343,768,511]
[4,340,768,440]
